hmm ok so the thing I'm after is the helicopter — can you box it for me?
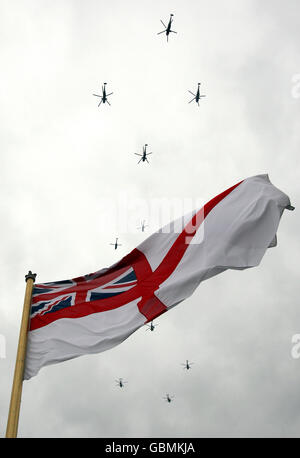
[110,238,122,250]
[93,82,113,106]
[146,321,158,332]
[163,394,174,403]
[188,83,206,106]
[181,360,194,370]
[116,378,127,388]
[157,14,177,42]
[134,144,153,164]
[137,220,148,232]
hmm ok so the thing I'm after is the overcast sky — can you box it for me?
[0,0,300,438]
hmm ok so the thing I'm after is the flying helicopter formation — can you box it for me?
[93,82,113,106]
[92,14,206,114]
[163,394,175,403]
[146,321,158,331]
[109,221,148,250]
[188,83,206,106]
[115,378,127,388]
[110,238,122,250]
[96,14,199,404]
[157,14,177,42]
[105,14,205,249]
[134,144,153,164]
[116,320,194,402]
[93,14,205,174]
[181,360,194,370]
[137,220,148,232]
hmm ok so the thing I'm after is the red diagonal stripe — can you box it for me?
[30,179,243,330]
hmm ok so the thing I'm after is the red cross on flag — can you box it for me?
[24,174,293,380]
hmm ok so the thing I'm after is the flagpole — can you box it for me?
[6,271,36,438]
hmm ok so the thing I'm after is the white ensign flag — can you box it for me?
[24,174,293,380]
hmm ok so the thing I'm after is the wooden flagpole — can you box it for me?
[6,271,36,438]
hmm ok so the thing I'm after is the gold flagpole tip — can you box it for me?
[25,271,37,282]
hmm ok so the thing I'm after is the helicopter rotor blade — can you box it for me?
[160,20,167,28]
[106,92,113,96]
[138,158,143,164]
[98,99,103,107]
[188,91,196,96]
[189,98,196,103]
[106,100,111,106]
[134,153,142,156]
[157,30,166,35]
[93,94,101,97]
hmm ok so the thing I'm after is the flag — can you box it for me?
[24,174,293,380]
